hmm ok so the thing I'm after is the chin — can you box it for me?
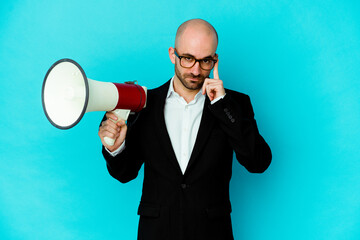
[186,81,203,90]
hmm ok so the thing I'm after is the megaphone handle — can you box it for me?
[104,109,131,146]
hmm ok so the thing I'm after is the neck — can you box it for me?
[173,76,200,103]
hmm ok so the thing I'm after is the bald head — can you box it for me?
[175,19,218,50]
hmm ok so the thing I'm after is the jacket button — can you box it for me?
[224,108,229,113]
[181,184,187,189]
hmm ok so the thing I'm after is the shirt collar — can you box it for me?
[166,76,176,99]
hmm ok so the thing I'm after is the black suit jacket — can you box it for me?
[102,80,271,240]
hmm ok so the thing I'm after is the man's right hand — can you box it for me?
[98,112,128,152]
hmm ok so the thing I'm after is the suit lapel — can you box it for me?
[153,81,183,176]
[185,97,216,175]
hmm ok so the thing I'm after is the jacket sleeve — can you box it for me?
[208,92,272,173]
[101,113,145,183]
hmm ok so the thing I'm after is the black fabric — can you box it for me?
[102,80,272,240]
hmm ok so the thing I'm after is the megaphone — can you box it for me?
[42,58,147,146]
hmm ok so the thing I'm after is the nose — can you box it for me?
[190,61,201,76]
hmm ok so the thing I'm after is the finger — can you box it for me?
[202,79,209,95]
[102,131,120,143]
[204,84,214,100]
[107,124,120,135]
[99,127,119,142]
[213,59,219,80]
[106,112,118,121]
[118,124,128,137]
[206,84,217,94]
[104,119,118,129]
[204,78,221,84]
[206,82,225,99]
[116,120,126,127]
[202,78,217,95]
[100,125,119,138]
[102,120,121,133]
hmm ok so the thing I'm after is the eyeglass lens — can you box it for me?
[181,57,214,70]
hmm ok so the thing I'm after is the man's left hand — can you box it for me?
[202,60,225,101]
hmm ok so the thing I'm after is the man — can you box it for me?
[98,19,271,240]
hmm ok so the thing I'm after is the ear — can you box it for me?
[169,47,176,64]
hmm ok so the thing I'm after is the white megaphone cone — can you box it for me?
[42,58,147,146]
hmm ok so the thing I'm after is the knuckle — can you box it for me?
[108,126,116,132]
[108,132,115,138]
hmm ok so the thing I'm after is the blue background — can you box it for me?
[1,0,360,239]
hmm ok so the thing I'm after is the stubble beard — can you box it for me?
[175,63,209,91]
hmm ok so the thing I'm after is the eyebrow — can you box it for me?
[182,53,214,59]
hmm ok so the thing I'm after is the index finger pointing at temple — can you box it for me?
[213,59,219,80]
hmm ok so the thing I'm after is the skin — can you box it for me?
[99,19,225,152]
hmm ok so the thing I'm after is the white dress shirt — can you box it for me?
[164,77,205,173]
[106,77,224,174]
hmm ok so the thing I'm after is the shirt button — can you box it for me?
[224,108,229,113]
[181,184,187,189]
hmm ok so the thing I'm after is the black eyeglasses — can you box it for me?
[174,48,217,70]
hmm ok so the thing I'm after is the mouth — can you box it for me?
[186,76,203,82]
[188,78,199,82]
